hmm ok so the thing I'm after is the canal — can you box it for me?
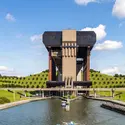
[0,98,125,125]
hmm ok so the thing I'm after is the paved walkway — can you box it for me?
[87,96,125,106]
[1,88,125,91]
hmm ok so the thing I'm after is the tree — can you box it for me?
[44,69,49,72]
[90,69,97,72]
[36,85,39,88]
[114,74,119,77]
[26,85,29,88]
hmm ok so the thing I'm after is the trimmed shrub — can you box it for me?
[36,85,39,88]
[31,85,34,88]
[0,97,10,104]
[0,98,4,104]
[26,85,29,88]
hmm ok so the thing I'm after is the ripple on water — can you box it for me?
[0,99,125,125]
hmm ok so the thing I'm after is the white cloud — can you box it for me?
[0,66,24,76]
[74,0,97,5]
[101,67,120,75]
[94,40,123,50]
[81,24,106,41]
[74,0,113,5]
[5,13,15,22]
[0,66,8,71]
[112,0,125,19]
[0,66,14,73]
[30,34,42,42]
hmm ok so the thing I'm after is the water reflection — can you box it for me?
[0,98,125,125]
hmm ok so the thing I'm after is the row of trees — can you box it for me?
[0,84,46,88]
[114,74,125,77]
[90,69,125,78]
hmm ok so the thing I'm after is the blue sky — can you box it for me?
[0,0,125,76]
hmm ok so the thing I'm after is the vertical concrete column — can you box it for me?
[24,91,27,97]
[62,30,77,82]
[82,67,84,81]
[83,58,86,81]
[63,91,64,97]
[72,91,76,97]
[62,43,65,57]
[48,50,56,81]
[86,46,90,81]
[42,91,44,98]
[93,89,97,98]
[13,90,16,101]
[71,79,73,88]
[48,49,52,81]
[111,88,115,98]
[39,90,41,97]
[52,59,56,81]
[65,77,67,88]
[49,91,51,97]
[76,90,78,96]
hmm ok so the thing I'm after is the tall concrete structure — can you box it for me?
[43,30,96,88]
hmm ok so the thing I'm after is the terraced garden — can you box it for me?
[0,69,125,103]
[0,70,48,88]
[90,70,125,88]
[0,69,125,89]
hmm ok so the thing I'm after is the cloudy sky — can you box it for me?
[0,0,125,76]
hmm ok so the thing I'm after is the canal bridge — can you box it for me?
[1,88,125,91]
[1,88,125,98]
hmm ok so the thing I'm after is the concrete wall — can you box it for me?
[62,30,76,42]
[62,30,77,83]
[77,70,82,81]
[62,57,76,81]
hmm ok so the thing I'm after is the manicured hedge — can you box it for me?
[0,97,10,104]
[90,71,125,88]
[0,70,48,88]
[0,69,125,88]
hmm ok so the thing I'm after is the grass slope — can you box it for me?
[0,69,125,88]
[0,90,20,102]
[0,70,48,88]
[90,70,125,88]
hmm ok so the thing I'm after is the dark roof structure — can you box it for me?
[46,81,92,88]
[43,31,96,49]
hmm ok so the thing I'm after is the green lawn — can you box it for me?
[90,90,125,102]
[90,91,111,96]
[0,90,20,102]
[114,91,125,102]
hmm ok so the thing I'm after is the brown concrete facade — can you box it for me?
[48,49,56,81]
[86,46,90,81]
[48,49,52,81]
[43,29,96,88]
[62,30,77,88]
[82,46,90,81]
